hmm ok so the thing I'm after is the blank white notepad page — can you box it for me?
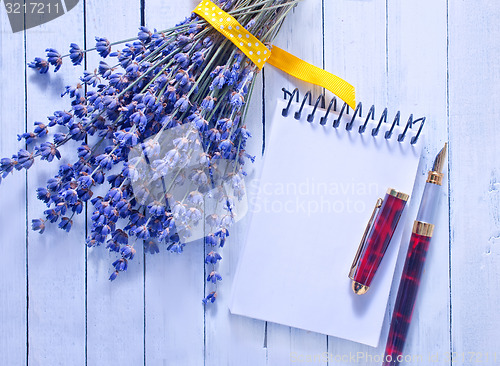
[230,98,422,347]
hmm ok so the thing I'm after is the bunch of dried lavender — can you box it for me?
[0,0,300,303]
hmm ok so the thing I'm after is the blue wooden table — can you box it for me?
[1,1,499,365]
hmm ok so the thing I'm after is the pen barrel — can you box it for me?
[416,181,441,223]
[383,229,432,366]
[350,192,407,289]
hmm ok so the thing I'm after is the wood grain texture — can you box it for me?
[142,4,205,365]
[202,0,268,363]
[0,7,27,366]
[325,0,388,107]
[0,0,498,365]
[204,48,267,366]
[84,2,145,366]
[449,1,500,364]
[25,5,87,365]
[386,1,450,365]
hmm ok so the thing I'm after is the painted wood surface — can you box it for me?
[24,5,87,364]
[0,6,27,366]
[0,0,498,365]
[84,3,146,366]
[448,1,500,364]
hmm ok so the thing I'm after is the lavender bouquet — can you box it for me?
[0,0,300,304]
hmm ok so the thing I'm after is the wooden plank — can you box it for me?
[197,0,276,361]
[204,73,267,366]
[323,0,391,362]
[0,8,28,366]
[25,5,86,365]
[141,3,206,365]
[448,1,500,364]
[263,1,329,364]
[325,0,388,108]
[385,0,450,363]
[84,2,145,366]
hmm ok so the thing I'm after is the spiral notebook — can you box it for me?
[229,90,425,347]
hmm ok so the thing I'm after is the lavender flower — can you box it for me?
[95,37,111,58]
[202,291,217,305]
[46,48,63,72]
[58,217,73,232]
[36,142,61,162]
[205,251,222,264]
[230,92,244,110]
[67,43,83,66]
[207,271,222,283]
[28,57,50,74]
[31,219,46,234]
[16,150,34,169]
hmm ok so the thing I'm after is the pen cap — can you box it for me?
[349,189,409,294]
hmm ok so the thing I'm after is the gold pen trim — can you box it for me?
[387,188,409,201]
[427,142,447,186]
[412,221,435,237]
[348,197,383,295]
[426,171,444,185]
[352,281,369,295]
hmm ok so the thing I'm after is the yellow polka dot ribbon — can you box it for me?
[193,0,356,109]
[194,1,271,69]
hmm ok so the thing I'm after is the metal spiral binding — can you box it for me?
[281,88,425,144]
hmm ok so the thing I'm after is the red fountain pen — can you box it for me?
[382,143,447,366]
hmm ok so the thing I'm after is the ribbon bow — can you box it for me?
[194,0,356,109]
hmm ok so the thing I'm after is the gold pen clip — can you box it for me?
[348,188,409,295]
[348,197,383,280]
